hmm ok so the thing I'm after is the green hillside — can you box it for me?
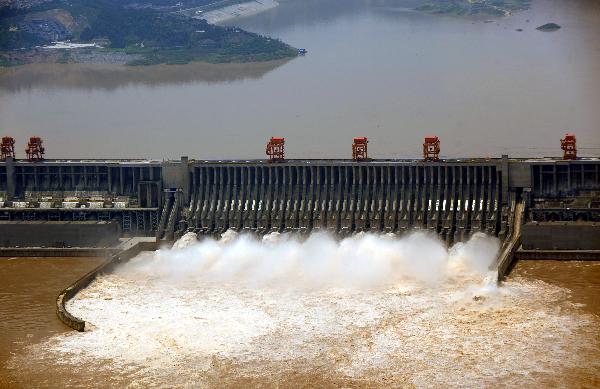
[0,0,297,66]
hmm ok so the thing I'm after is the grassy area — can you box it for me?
[57,50,71,64]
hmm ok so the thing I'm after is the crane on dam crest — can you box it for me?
[25,136,45,161]
[1,136,15,161]
[352,137,369,161]
[266,137,285,162]
[561,132,577,160]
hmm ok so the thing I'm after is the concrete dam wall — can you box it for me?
[186,162,506,243]
[1,156,599,249]
[0,158,163,236]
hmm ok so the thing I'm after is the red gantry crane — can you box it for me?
[352,137,368,161]
[560,133,577,160]
[1,136,16,160]
[423,135,441,161]
[25,136,45,161]
[266,137,285,162]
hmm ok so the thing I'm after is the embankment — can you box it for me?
[56,237,158,332]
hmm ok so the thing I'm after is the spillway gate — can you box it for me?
[186,162,506,243]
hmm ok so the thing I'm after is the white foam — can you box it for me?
[123,231,489,289]
[19,231,600,387]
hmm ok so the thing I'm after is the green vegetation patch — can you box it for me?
[0,0,297,66]
[416,0,531,17]
[57,49,71,63]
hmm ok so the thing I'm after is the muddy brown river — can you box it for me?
[1,249,599,388]
[0,257,107,387]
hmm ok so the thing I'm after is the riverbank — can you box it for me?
[0,0,295,67]
[0,59,290,91]
[416,0,530,17]
[0,41,296,67]
[197,0,279,25]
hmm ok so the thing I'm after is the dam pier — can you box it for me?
[1,154,599,276]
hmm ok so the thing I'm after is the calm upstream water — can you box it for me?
[0,0,599,159]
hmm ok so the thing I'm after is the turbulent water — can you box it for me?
[9,232,600,387]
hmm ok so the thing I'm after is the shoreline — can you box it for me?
[0,59,291,91]
[196,0,279,25]
[0,44,296,68]
[0,0,291,68]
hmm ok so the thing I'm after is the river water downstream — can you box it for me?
[0,0,599,159]
[0,257,107,387]
[1,233,599,388]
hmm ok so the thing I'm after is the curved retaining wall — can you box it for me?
[56,238,158,332]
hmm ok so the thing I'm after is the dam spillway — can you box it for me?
[186,161,505,242]
[1,156,599,249]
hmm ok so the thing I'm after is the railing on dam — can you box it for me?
[187,162,507,243]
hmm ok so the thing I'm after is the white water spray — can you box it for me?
[16,231,598,388]
[126,230,499,289]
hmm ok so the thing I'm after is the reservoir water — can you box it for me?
[0,0,599,159]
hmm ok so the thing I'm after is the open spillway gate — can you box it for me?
[186,162,508,244]
[2,156,599,275]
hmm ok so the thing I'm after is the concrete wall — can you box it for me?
[56,237,158,332]
[0,159,163,199]
[508,161,532,189]
[522,222,600,250]
[0,220,120,247]
[187,162,506,242]
[2,158,599,243]
[161,156,189,200]
[0,247,118,257]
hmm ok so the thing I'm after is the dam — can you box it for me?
[1,154,599,267]
[2,153,600,387]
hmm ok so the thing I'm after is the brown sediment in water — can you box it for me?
[1,233,599,389]
[0,60,290,92]
[1,234,599,388]
[511,260,600,316]
[0,256,107,387]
